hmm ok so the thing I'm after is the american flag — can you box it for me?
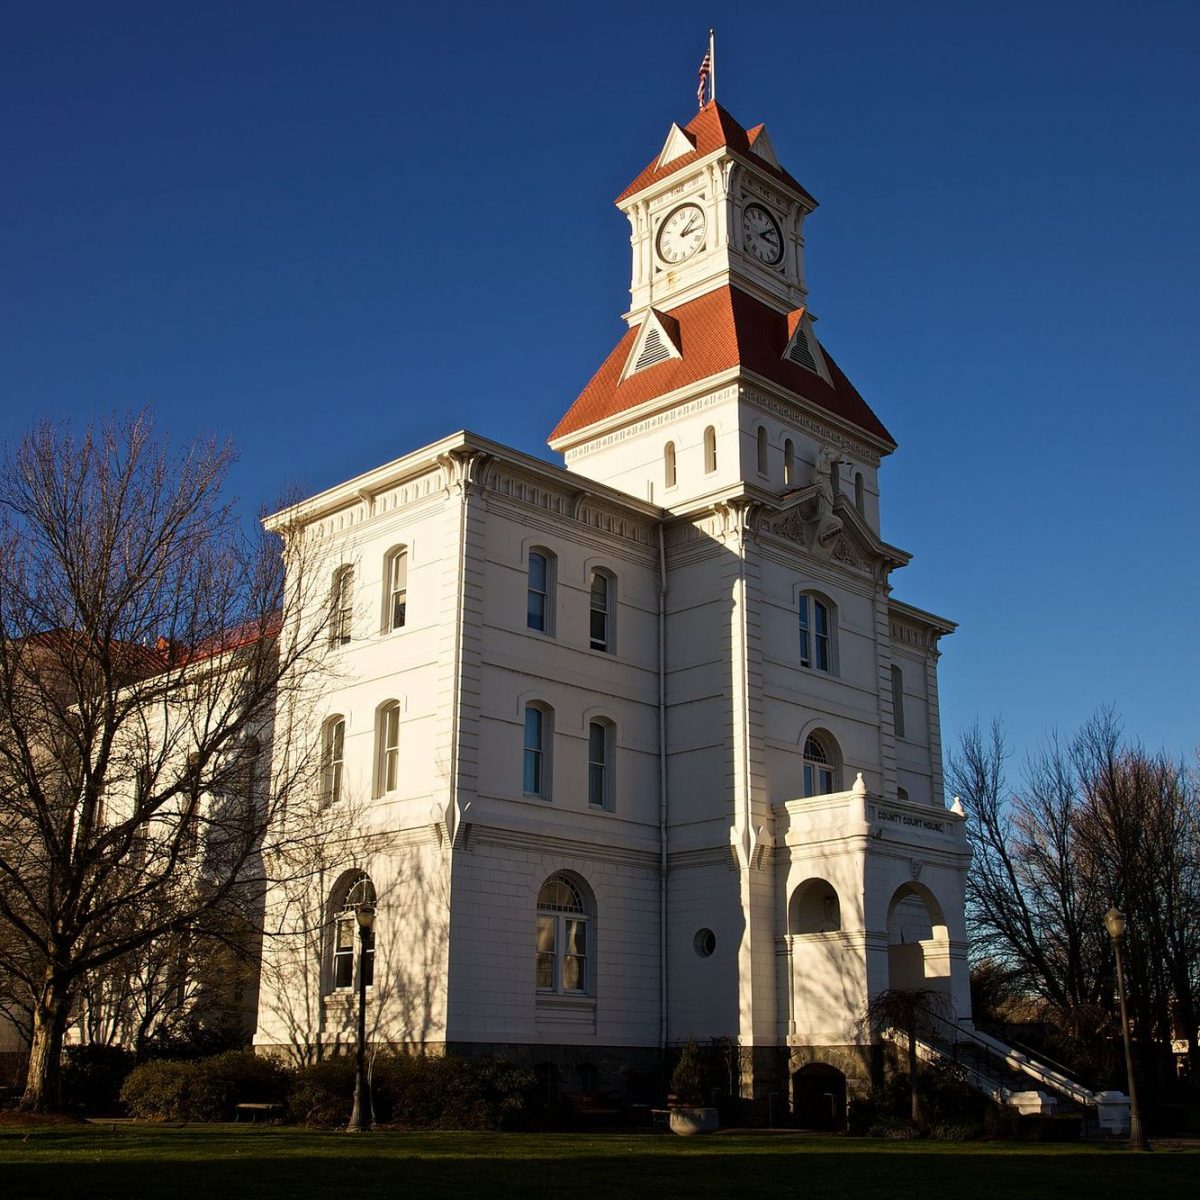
[697,48,711,109]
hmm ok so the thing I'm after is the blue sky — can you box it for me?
[2,1,1198,765]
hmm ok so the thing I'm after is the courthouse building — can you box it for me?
[252,97,973,1110]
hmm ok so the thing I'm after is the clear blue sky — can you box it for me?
[2,1,1198,766]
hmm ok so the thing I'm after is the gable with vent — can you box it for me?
[746,124,780,168]
[783,307,831,383]
[620,308,682,380]
[656,122,697,169]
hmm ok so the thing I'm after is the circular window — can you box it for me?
[693,928,717,958]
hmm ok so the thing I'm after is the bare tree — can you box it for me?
[861,987,953,1123]
[949,713,1200,1092]
[0,414,329,1110]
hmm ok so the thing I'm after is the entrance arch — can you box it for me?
[792,1062,846,1131]
[885,882,950,994]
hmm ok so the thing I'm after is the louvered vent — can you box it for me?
[634,327,671,371]
[786,326,818,373]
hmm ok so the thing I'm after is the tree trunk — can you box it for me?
[907,1019,921,1124]
[19,973,72,1112]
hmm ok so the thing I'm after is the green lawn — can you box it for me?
[1,1125,1196,1200]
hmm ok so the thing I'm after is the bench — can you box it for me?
[235,1102,283,1123]
[563,1092,622,1126]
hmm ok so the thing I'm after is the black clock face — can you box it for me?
[742,202,783,265]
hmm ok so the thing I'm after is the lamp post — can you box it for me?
[346,900,376,1133]
[1104,907,1150,1151]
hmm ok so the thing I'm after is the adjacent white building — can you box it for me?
[253,99,971,1115]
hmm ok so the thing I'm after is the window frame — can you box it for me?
[375,701,401,798]
[798,592,836,674]
[756,425,769,476]
[330,565,354,646]
[802,732,840,797]
[536,874,591,996]
[664,441,677,489]
[383,546,408,633]
[526,548,556,635]
[329,874,375,995]
[589,569,615,654]
[703,425,717,474]
[783,438,796,487]
[587,718,614,810]
[890,664,906,739]
[322,716,345,807]
[523,703,553,799]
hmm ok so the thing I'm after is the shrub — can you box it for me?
[62,1044,136,1113]
[287,1057,356,1128]
[120,1050,290,1121]
[1015,1113,1082,1142]
[669,1040,710,1107]
[846,1095,881,1136]
[867,1115,923,1139]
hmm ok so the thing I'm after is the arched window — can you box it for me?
[375,701,400,797]
[330,565,354,645]
[854,472,865,515]
[664,441,677,489]
[803,731,840,797]
[527,549,555,634]
[536,873,591,994]
[798,593,835,673]
[589,570,614,653]
[383,546,408,632]
[789,878,842,934]
[891,665,906,739]
[703,426,717,474]
[756,425,769,476]
[331,873,375,993]
[587,719,614,810]
[321,716,345,807]
[524,703,552,798]
[897,786,910,804]
[784,439,796,487]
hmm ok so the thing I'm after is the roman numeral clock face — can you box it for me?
[657,204,707,264]
[741,202,783,265]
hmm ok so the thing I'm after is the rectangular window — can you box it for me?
[389,552,407,631]
[334,914,355,989]
[588,722,608,808]
[589,574,609,652]
[798,596,810,667]
[383,705,400,793]
[527,553,548,632]
[333,569,353,645]
[536,915,556,989]
[563,919,587,992]
[814,601,831,672]
[523,707,544,795]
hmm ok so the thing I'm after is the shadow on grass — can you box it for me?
[2,1129,1196,1200]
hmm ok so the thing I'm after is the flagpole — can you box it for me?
[709,29,716,103]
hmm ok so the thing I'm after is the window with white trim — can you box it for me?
[527,549,555,634]
[523,703,552,798]
[536,874,591,994]
[330,565,354,646]
[589,570,614,653]
[330,874,375,993]
[784,439,796,486]
[756,425,769,476]
[322,716,345,807]
[664,441,677,489]
[375,701,400,797]
[854,471,865,515]
[803,732,840,797]
[798,593,835,673]
[383,546,408,632]
[703,425,717,474]
[587,719,614,809]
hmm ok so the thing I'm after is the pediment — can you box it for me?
[619,308,683,381]
[758,492,909,575]
[656,122,697,169]
[746,123,780,168]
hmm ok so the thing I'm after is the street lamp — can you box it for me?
[1104,906,1150,1151]
[346,899,376,1133]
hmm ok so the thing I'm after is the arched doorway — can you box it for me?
[885,882,950,994]
[792,1063,847,1131]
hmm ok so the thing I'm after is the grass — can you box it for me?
[1,1125,1196,1200]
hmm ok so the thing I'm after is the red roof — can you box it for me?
[616,102,817,207]
[548,286,894,447]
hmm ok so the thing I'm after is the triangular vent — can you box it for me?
[620,308,682,380]
[656,122,697,169]
[634,327,671,371]
[785,323,818,373]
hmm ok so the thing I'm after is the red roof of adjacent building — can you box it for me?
[548,286,894,447]
[616,102,817,207]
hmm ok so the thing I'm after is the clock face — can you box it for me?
[741,203,784,265]
[657,204,707,265]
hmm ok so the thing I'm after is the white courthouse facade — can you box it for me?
[253,100,971,1109]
